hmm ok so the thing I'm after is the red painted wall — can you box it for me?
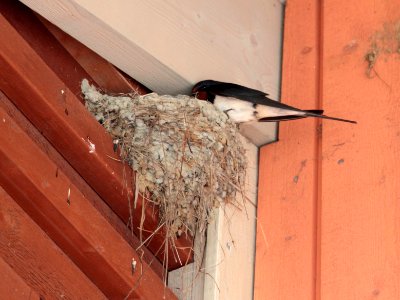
[255,1,400,299]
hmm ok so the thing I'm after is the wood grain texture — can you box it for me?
[0,7,192,270]
[0,105,176,299]
[254,0,321,299]
[0,91,164,278]
[319,1,400,299]
[0,255,41,300]
[0,0,92,98]
[0,187,105,299]
[19,0,284,146]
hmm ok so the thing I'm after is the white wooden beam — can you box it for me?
[19,0,283,145]
[203,138,258,299]
[168,137,258,299]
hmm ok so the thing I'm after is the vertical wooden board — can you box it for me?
[320,1,400,299]
[168,136,258,300]
[167,259,205,300]
[168,212,206,299]
[254,0,320,299]
[202,137,258,300]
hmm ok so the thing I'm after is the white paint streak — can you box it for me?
[88,141,96,153]
[83,137,96,153]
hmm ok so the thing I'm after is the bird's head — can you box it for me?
[192,80,223,93]
[192,80,221,100]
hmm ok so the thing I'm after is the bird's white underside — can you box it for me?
[213,96,304,123]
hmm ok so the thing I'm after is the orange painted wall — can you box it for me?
[254,0,400,299]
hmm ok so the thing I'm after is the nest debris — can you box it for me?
[81,79,247,248]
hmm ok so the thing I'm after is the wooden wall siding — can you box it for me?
[0,0,192,271]
[255,0,400,299]
[319,1,400,299]
[1,85,165,278]
[0,254,41,299]
[0,186,106,299]
[0,1,179,298]
[254,0,320,298]
[0,98,175,299]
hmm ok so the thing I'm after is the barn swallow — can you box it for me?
[192,80,356,124]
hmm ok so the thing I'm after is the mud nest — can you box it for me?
[81,79,247,242]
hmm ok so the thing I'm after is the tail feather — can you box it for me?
[258,115,308,122]
[305,109,324,115]
[304,110,357,124]
[258,109,357,124]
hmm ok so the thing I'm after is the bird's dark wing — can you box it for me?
[206,82,268,99]
[206,82,303,112]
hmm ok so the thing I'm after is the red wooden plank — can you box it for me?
[0,6,192,269]
[0,255,41,300]
[0,92,164,278]
[319,0,400,299]
[0,106,176,299]
[254,0,320,299]
[0,0,92,98]
[0,187,105,299]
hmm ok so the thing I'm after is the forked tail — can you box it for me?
[258,110,357,124]
[304,110,357,124]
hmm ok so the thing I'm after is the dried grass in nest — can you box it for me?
[81,79,247,263]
